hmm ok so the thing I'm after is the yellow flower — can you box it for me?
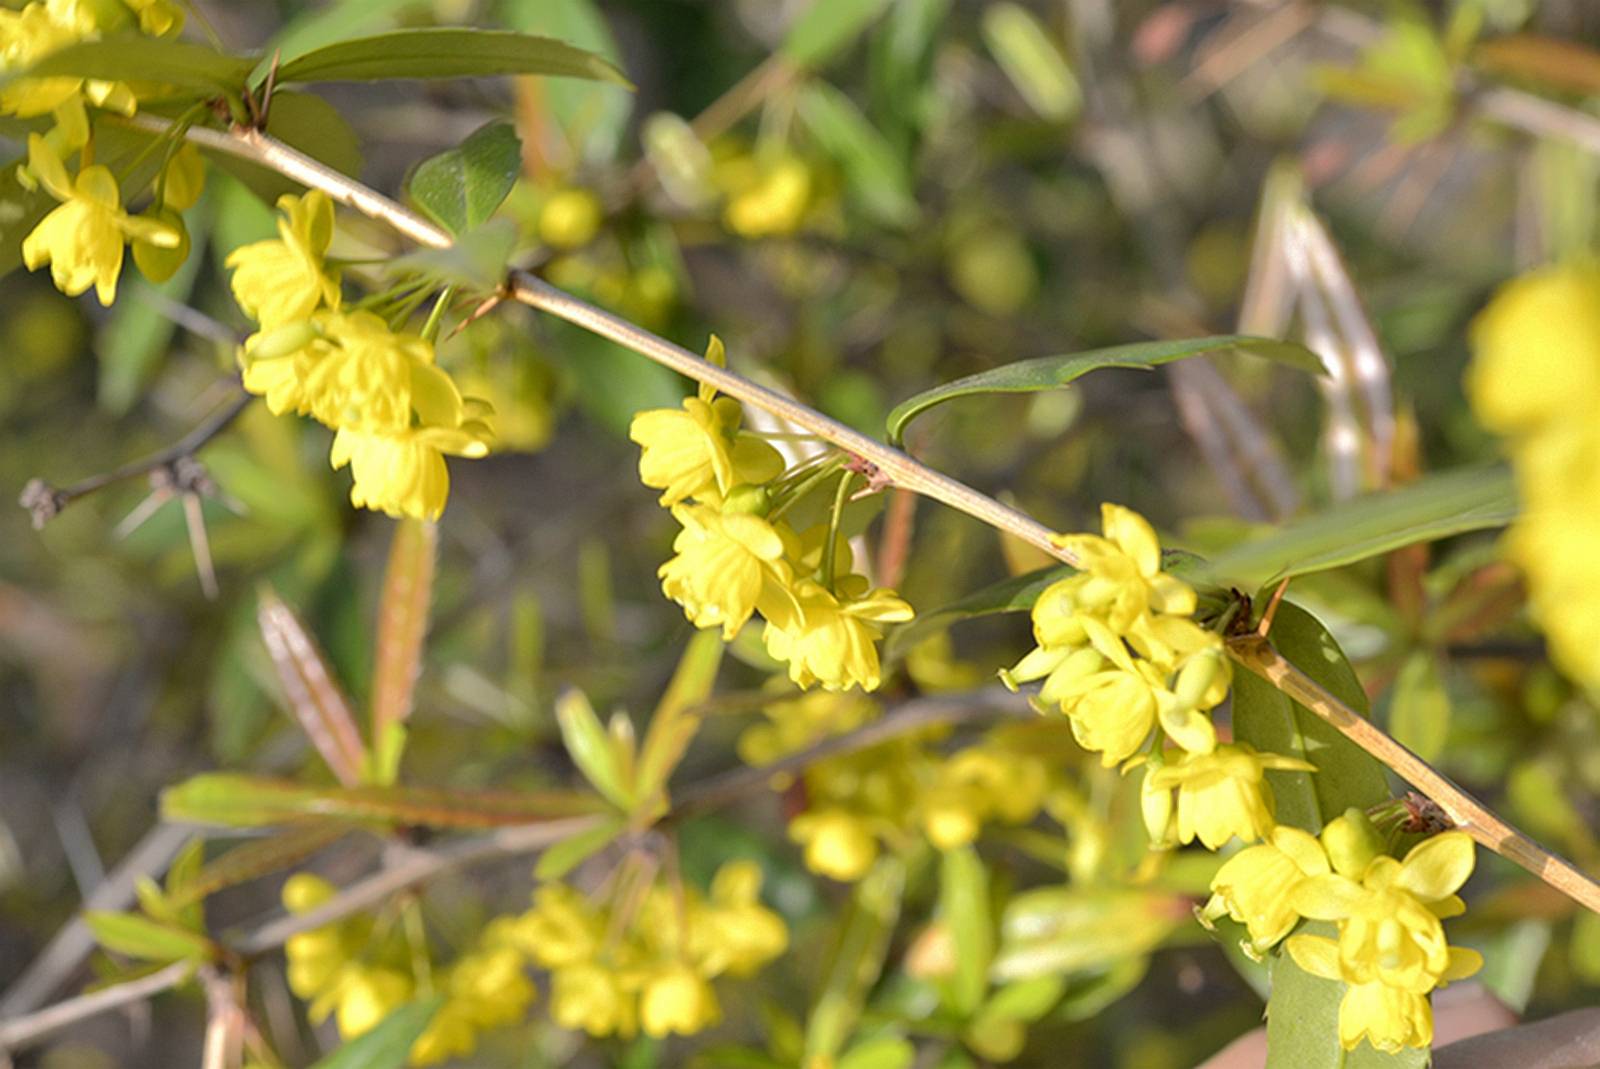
[639,964,720,1038]
[762,576,914,692]
[239,318,331,416]
[1144,744,1314,850]
[737,687,879,766]
[790,807,879,881]
[550,962,634,1037]
[159,141,206,212]
[538,187,603,249]
[122,0,184,36]
[1288,831,1481,994]
[658,503,798,639]
[503,883,604,970]
[303,312,441,432]
[0,2,142,119]
[1469,265,1600,435]
[920,742,1052,848]
[226,190,342,329]
[1201,825,1330,955]
[20,133,177,305]
[630,395,783,505]
[330,413,492,521]
[1051,503,1197,632]
[690,861,789,976]
[1286,934,1477,1053]
[281,875,350,999]
[411,947,535,1066]
[334,967,413,1039]
[722,155,812,238]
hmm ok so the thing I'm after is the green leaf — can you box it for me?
[981,2,1081,121]
[1231,602,1392,834]
[407,122,522,237]
[204,90,365,204]
[1,35,253,96]
[783,0,894,68]
[261,0,428,75]
[885,565,1071,662]
[1388,651,1451,762]
[1265,924,1428,1069]
[309,997,444,1069]
[836,1035,916,1069]
[369,519,437,785]
[533,815,625,880]
[1200,467,1517,591]
[85,911,212,964]
[885,335,1322,446]
[797,83,918,228]
[992,887,1184,981]
[977,975,1064,1023]
[160,773,606,828]
[555,689,634,809]
[272,28,630,86]
[168,823,351,908]
[636,630,724,805]
[938,846,993,1017]
[257,585,367,788]
[805,858,905,1061]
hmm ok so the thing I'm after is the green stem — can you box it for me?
[767,454,844,522]
[420,286,456,343]
[821,470,855,592]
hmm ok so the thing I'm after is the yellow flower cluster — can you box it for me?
[1202,811,1481,1052]
[228,191,493,520]
[630,343,913,691]
[715,151,814,239]
[1004,504,1311,850]
[1469,264,1600,693]
[491,861,787,1040]
[7,0,199,305]
[280,874,536,1066]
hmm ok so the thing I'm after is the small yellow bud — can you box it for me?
[131,207,189,283]
[1319,808,1384,880]
[538,188,604,250]
[721,482,770,516]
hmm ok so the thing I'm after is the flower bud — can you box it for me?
[721,483,770,516]
[246,319,321,362]
[1320,807,1385,879]
[538,188,603,250]
[132,209,189,284]
[1141,759,1177,849]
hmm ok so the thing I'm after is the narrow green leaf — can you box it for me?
[261,0,427,74]
[1231,602,1392,834]
[1265,924,1428,1069]
[273,28,630,86]
[1201,467,1517,591]
[784,0,893,68]
[169,823,351,909]
[533,815,624,880]
[635,630,724,806]
[369,520,437,784]
[886,335,1322,446]
[257,585,367,788]
[407,122,522,237]
[160,772,607,828]
[1388,651,1451,762]
[992,887,1185,981]
[981,2,1081,121]
[1,36,253,95]
[977,975,1064,1023]
[938,846,993,1017]
[555,689,633,809]
[805,858,905,1061]
[836,1035,916,1069]
[85,911,212,964]
[885,565,1071,662]
[797,83,918,228]
[309,997,445,1069]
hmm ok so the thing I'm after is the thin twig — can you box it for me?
[1227,634,1600,916]
[0,960,193,1052]
[19,388,252,529]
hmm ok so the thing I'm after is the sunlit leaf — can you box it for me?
[636,630,724,806]
[886,335,1322,446]
[555,689,634,809]
[938,845,993,1017]
[1388,651,1451,763]
[783,0,894,69]
[981,2,1081,121]
[308,997,444,1069]
[85,911,212,964]
[797,83,918,228]
[1,35,253,95]
[272,28,630,86]
[805,858,905,1061]
[992,887,1185,981]
[407,122,522,237]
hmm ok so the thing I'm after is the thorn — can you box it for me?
[446,293,503,340]
[1256,578,1292,637]
[259,49,282,130]
[114,486,173,540]
[183,492,220,601]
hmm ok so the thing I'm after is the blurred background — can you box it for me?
[3,0,1600,1066]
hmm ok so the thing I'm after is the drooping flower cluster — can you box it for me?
[491,861,788,1040]
[1202,810,1481,1052]
[8,0,202,306]
[280,874,536,1066]
[630,341,913,691]
[1469,264,1600,694]
[228,191,493,520]
[1004,504,1311,849]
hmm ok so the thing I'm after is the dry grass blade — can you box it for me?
[256,586,366,787]
[370,519,437,785]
